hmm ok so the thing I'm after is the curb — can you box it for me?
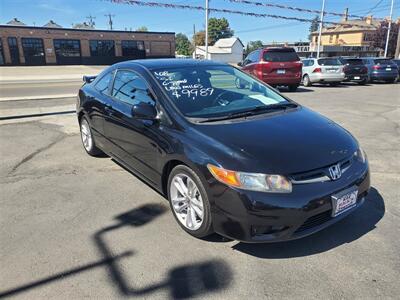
[0,94,76,102]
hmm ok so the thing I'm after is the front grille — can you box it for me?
[290,157,353,184]
[295,210,332,233]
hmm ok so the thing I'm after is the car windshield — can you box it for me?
[152,65,290,119]
[263,50,299,62]
[344,59,363,65]
[318,58,342,66]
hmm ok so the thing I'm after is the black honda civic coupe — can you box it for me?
[77,59,370,243]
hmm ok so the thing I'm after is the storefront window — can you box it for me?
[121,40,145,56]
[89,40,115,56]
[54,39,81,57]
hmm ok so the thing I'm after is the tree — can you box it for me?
[245,40,263,55]
[309,16,319,41]
[176,33,193,56]
[208,17,234,45]
[193,31,206,46]
[136,26,148,32]
[371,20,399,57]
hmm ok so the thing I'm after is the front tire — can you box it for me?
[79,116,103,156]
[167,165,213,238]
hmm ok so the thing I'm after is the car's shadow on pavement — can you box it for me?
[232,187,384,258]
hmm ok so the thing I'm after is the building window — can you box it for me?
[0,39,4,65]
[54,39,81,57]
[121,40,145,56]
[329,35,333,43]
[89,40,115,56]
[7,37,20,64]
[21,38,45,57]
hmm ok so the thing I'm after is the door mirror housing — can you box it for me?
[132,102,157,120]
[237,61,243,67]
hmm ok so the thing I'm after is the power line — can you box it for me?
[227,0,365,19]
[364,0,385,16]
[105,0,376,29]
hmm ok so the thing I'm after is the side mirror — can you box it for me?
[132,102,157,120]
[83,75,96,84]
[237,61,243,67]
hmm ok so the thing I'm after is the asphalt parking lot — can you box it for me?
[1,83,399,299]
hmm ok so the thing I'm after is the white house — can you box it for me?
[194,37,244,63]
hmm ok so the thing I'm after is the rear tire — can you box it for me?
[167,165,213,238]
[303,75,311,87]
[79,116,103,156]
[329,82,339,87]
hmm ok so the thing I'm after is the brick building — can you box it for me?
[0,24,175,65]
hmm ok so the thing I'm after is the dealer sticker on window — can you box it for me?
[331,187,358,217]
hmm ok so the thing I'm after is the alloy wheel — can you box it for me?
[80,119,93,152]
[170,173,204,231]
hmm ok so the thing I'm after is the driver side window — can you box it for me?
[112,70,155,107]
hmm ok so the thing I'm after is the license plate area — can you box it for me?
[331,186,358,217]
[386,68,392,71]
[277,69,285,74]
[354,76,360,79]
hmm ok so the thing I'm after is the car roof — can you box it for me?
[113,58,226,71]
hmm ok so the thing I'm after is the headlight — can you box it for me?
[207,164,292,193]
[354,147,367,163]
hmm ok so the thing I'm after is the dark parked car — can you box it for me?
[392,59,400,79]
[240,47,302,91]
[77,59,370,243]
[360,57,399,83]
[339,57,369,84]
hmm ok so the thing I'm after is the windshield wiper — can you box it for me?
[198,102,297,123]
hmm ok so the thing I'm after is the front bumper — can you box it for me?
[209,163,370,243]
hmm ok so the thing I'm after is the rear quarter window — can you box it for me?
[95,71,113,94]
[263,50,299,62]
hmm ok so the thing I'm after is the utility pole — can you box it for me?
[384,0,395,57]
[205,0,209,60]
[86,14,96,28]
[316,0,326,58]
[104,13,115,30]
[193,24,197,58]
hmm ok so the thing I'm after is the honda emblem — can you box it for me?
[328,164,342,180]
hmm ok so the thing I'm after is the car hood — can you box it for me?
[193,107,358,174]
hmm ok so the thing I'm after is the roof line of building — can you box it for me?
[0,24,175,35]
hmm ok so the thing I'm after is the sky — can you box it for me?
[0,0,399,44]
